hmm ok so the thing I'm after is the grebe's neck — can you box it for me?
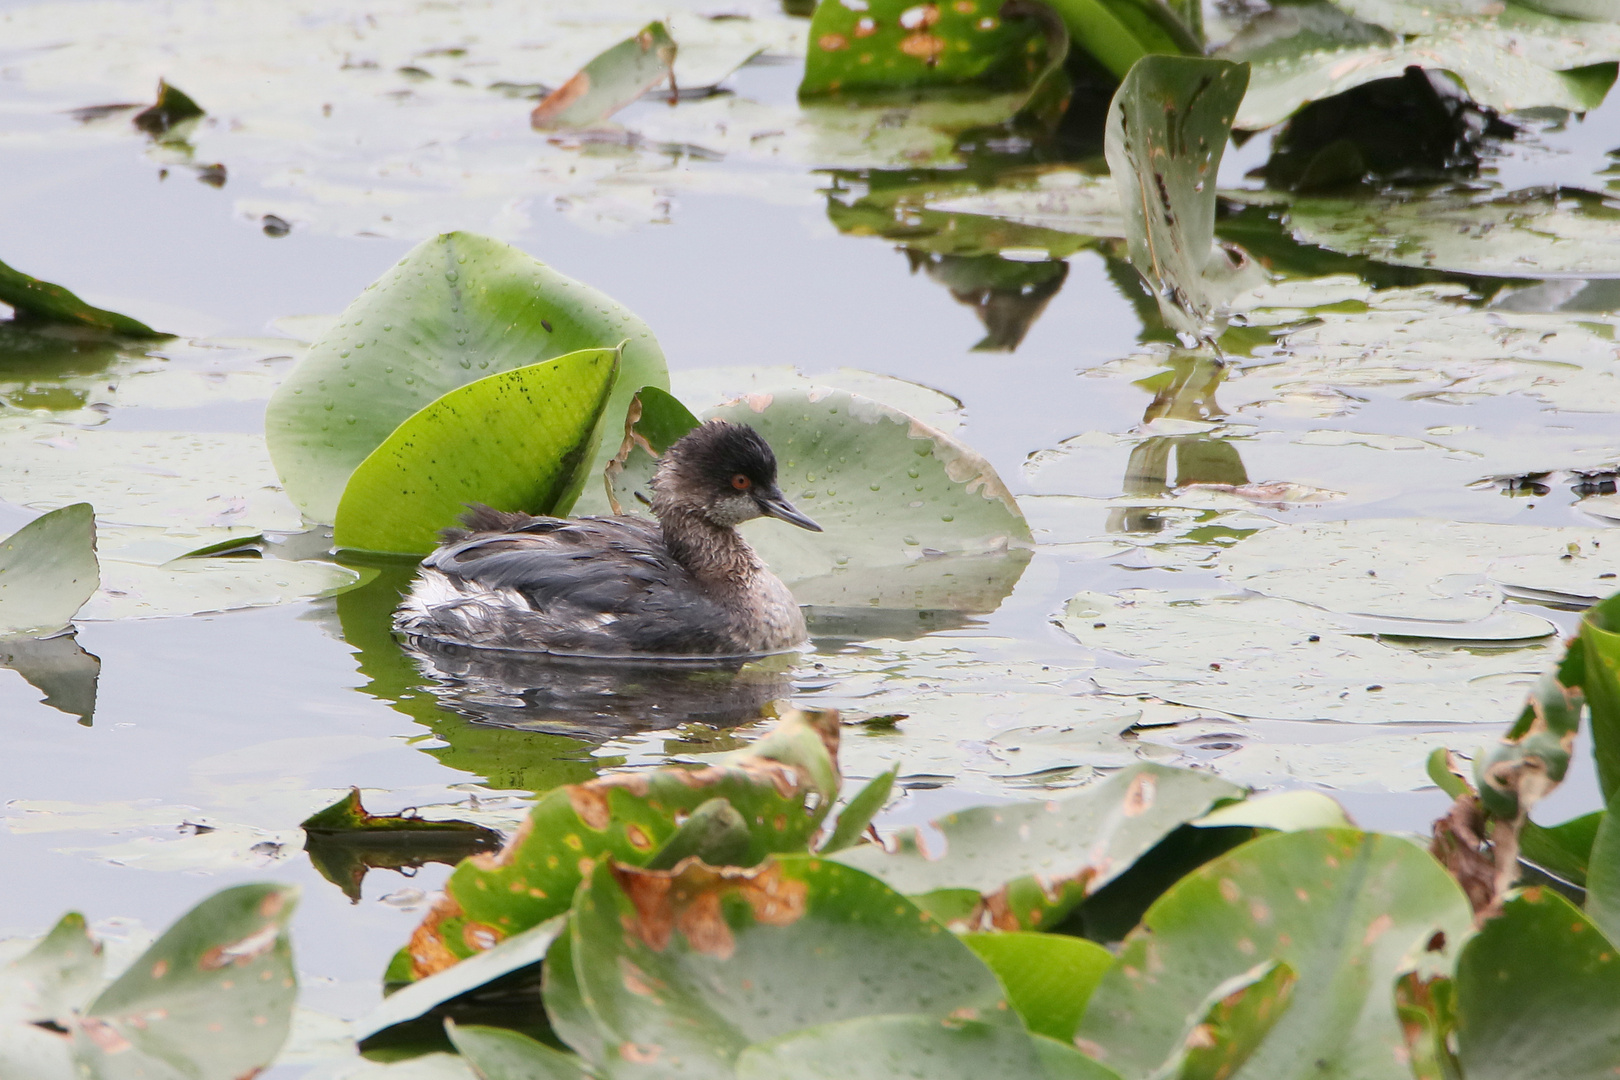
[655,505,762,588]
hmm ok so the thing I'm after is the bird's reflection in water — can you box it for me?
[399,636,796,740]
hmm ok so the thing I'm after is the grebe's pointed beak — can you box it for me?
[756,488,822,532]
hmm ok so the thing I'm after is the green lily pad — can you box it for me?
[799,0,1063,98]
[1455,887,1620,1079]
[265,231,667,524]
[700,387,1031,612]
[445,1021,590,1080]
[568,854,1015,1076]
[1580,591,1620,802]
[961,931,1113,1042]
[1076,829,1472,1080]
[1104,55,1253,344]
[0,503,98,638]
[0,256,160,337]
[1585,800,1620,946]
[531,22,676,130]
[300,788,502,902]
[834,763,1242,929]
[333,347,620,556]
[734,1015,1085,1080]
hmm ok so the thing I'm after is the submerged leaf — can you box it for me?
[0,503,98,638]
[333,347,620,555]
[266,232,666,523]
[1104,56,1254,344]
[0,257,159,337]
[531,21,676,130]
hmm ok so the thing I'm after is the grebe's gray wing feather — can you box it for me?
[400,511,739,654]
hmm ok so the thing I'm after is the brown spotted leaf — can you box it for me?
[568,855,1014,1077]
[405,708,841,979]
[531,22,676,130]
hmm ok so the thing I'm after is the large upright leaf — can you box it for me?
[333,347,619,555]
[1076,829,1472,1080]
[1104,56,1252,344]
[265,232,667,523]
[1454,888,1620,1079]
[0,503,98,638]
[1585,796,1620,946]
[568,855,1015,1077]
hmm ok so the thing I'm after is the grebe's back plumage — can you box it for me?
[394,420,821,657]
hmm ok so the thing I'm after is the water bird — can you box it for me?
[395,419,822,657]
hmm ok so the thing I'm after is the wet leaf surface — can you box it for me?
[0,257,160,337]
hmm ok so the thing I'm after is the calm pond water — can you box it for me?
[1,0,1617,1068]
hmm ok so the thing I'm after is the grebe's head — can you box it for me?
[651,419,822,532]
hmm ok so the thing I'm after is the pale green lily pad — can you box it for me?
[1217,518,1620,619]
[683,388,1032,611]
[266,232,665,524]
[0,504,98,638]
[1192,790,1353,830]
[669,366,965,432]
[80,557,362,621]
[1284,189,1620,278]
[1061,589,1551,723]
[0,422,301,531]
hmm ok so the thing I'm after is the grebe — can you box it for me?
[395,419,821,657]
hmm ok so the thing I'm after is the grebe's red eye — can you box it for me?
[731,473,752,491]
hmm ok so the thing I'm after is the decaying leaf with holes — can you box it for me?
[400,709,840,980]
[833,763,1241,930]
[560,854,1018,1078]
